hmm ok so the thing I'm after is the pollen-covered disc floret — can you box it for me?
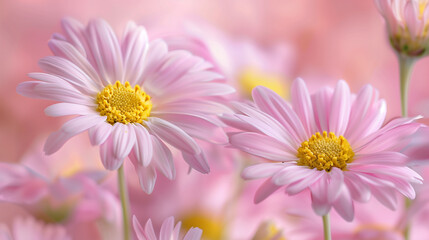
[297,131,354,172]
[96,81,152,124]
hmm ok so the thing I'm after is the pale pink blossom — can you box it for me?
[165,22,294,100]
[0,217,70,240]
[375,0,429,56]
[133,216,202,240]
[16,18,234,194]
[222,78,423,221]
[0,136,121,240]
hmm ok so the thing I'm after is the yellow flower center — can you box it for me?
[419,1,428,19]
[181,212,224,240]
[96,81,152,125]
[297,131,354,172]
[239,68,289,99]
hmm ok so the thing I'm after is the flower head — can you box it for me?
[375,0,429,56]
[16,18,234,194]
[222,78,423,221]
[133,216,202,240]
[0,217,71,240]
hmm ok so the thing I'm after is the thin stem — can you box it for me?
[404,198,412,240]
[118,164,131,240]
[398,54,416,240]
[398,54,416,118]
[322,214,331,240]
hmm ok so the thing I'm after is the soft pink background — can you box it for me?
[1,1,429,239]
[2,0,429,163]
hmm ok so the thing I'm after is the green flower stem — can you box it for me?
[398,54,417,240]
[118,164,131,240]
[398,54,416,118]
[322,214,331,240]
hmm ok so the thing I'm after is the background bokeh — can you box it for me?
[1,0,429,239]
[2,0,429,163]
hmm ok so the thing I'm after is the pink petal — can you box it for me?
[371,186,397,210]
[254,178,282,204]
[100,135,124,170]
[38,56,99,95]
[333,186,354,221]
[61,18,88,57]
[232,102,294,145]
[156,99,232,116]
[345,85,386,142]
[328,80,351,136]
[152,135,175,180]
[272,165,319,186]
[183,228,203,240]
[160,217,175,240]
[285,170,325,195]
[112,123,136,161]
[144,219,158,240]
[48,39,103,87]
[44,103,95,117]
[133,216,146,240]
[291,78,316,137]
[182,151,210,174]
[88,121,113,146]
[139,39,168,87]
[241,163,284,180]
[252,85,308,143]
[343,172,371,202]
[18,78,94,106]
[86,19,123,85]
[44,115,106,154]
[311,194,332,216]
[355,117,421,153]
[229,132,296,161]
[132,160,157,194]
[154,112,227,144]
[311,87,333,133]
[121,22,149,86]
[350,152,408,166]
[146,117,200,154]
[133,124,153,167]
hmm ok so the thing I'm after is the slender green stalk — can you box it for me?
[398,54,416,118]
[398,54,416,240]
[118,164,131,240]
[322,214,331,240]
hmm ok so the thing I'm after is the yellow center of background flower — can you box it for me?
[96,81,152,125]
[297,131,354,171]
[181,212,224,240]
[239,68,289,99]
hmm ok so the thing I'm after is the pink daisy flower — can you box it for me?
[222,78,423,221]
[375,0,429,56]
[16,18,234,194]
[0,217,70,240]
[133,216,202,240]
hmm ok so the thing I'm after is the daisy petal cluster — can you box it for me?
[222,78,423,221]
[0,217,71,240]
[16,18,234,194]
[133,216,202,240]
[375,0,429,56]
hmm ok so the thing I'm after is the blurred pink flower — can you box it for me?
[222,78,423,221]
[375,0,429,56]
[164,22,294,100]
[0,135,121,240]
[0,216,70,240]
[133,216,202,240]
[16,18,235,194]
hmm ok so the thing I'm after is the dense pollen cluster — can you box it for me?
[96,81,152,125]
[297,131,354,172]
